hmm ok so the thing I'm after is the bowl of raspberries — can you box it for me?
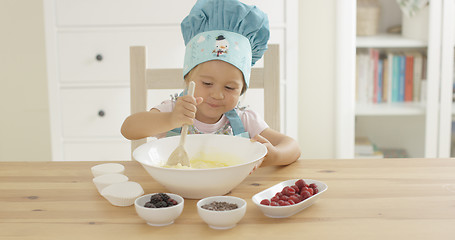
[134,193,184,226]
[251,179,327,218]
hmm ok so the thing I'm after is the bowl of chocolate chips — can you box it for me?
[196,196,247,230]
[134,193,184,226]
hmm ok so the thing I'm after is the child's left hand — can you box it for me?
[251,134,278,167]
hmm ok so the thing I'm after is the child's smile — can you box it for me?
[206,102,221,108]
[188,60,244,124]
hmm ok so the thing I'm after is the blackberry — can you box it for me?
[144,202,156,208]
[147,193,176,208]
[154,201,168,208]
[149,194,163,204]
[167,199,176,206]
[159,193,170,202]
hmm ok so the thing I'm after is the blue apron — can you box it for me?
[166,108,250,138]
[165,91,249,138]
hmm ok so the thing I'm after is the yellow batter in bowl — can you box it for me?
[163,151,242,169]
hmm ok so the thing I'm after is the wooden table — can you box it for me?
[1,158,455,240]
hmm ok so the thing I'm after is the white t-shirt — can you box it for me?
[153,100,269,138]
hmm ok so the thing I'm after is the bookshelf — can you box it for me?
[336,0,450,158]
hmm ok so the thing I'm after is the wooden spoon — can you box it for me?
[166,81,195,167]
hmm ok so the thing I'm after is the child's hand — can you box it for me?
[171,95,203,127]
[251,134,278,167]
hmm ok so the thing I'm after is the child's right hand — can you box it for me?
[170,95,203,127]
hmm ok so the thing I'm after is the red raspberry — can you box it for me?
[301,186,309,193]
[289,194,301,204]
[281,186,290,194]
[288,200,295,205]
[280,201,291,206]
[291,185,300,194]
[260,199,271,206]
[295,179,307,190]
[307,188,314,196]
[309,183,319,194]
[271,196,279,202]
[275,192,283,198]
[300,190,311,200]
[270,201,279,206]
[277,200,285,206]
[283,186,296,196]
[280,195,290,201]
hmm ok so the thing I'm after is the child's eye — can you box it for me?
[202,81,212,86]
[225,86,235,90]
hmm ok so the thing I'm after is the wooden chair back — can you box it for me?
[129,44,280,151]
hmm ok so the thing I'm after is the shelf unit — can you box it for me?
[440,0,455,157]
[336,0,450,158]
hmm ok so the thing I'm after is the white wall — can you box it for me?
[298,0,336,158]
[0,0,51,161]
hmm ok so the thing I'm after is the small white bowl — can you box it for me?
[252,179,328,218]
[91,163,125,177]
[197,196,247,230]
[101,181,144,206]
[93,173,129,193]
[135,193,184,226]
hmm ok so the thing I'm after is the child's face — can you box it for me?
[187,60,244,124]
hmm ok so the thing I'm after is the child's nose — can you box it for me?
[210,88,224,99]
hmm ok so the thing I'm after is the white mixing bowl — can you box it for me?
[133,134,267,199]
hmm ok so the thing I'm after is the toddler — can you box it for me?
[121,0,300,166]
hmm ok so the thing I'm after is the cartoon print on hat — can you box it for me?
[183,30,252,88]
[213,35,229,57]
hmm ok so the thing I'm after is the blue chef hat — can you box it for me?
[181,0,270,89]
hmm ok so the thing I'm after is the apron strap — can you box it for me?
[224,109,246,136]
[166,127,182,137]
[166,91,249,138]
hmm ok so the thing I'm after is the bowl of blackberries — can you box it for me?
[134,193,184,226]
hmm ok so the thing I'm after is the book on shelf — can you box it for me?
[355,136,384,159]
[382,56,389,102]
[411,51,423,102]
[404,53,414,101]
[392,54,400,102]
[371,49,379,103]
[356,49,426,104]
[355,136,374,155]
[377,59,383,103]
[378,148,409,158]
[356,52,368,103]
[355,151,384,159]
[398,54,405,102]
